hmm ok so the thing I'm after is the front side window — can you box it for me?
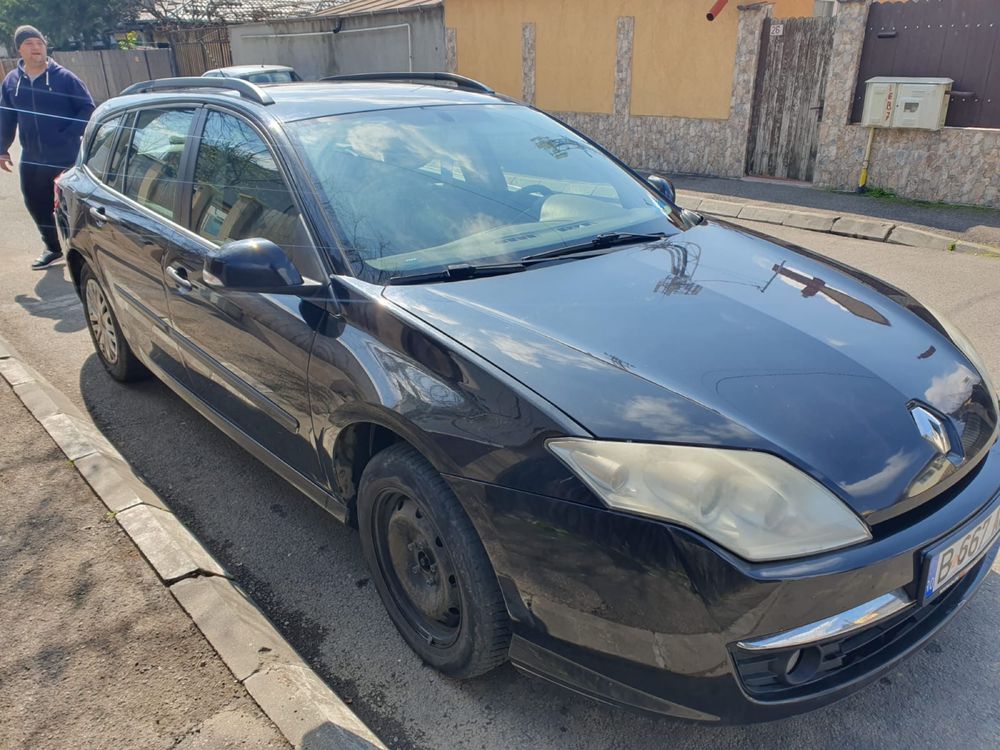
[85,116,122,180]
[190,111,306,256]
[289,104,681,282]
[121,108,195,220]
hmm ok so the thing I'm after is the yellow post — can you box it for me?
[858,127,876,192]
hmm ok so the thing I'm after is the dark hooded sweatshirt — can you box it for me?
[0,59,95,168]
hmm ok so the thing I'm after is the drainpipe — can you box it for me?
[706,0,729,21]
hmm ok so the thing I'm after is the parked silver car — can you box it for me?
[202,65,302,83]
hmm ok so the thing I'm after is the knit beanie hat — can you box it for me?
[14,25,44,50]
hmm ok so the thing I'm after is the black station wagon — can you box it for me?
[56,73,1000,723]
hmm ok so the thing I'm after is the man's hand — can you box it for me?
[0,153,12,173]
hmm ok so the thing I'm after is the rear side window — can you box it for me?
[121,108,196,220]
[190,110,306,254]
[85,116,122,180]
[106,112,134,191]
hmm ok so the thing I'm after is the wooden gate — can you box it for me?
[746,17,835,182]
[169,27,232,77]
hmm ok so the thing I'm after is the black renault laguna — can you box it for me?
[56,73,999,723]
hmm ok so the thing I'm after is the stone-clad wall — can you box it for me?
[814,0,1000,208]
[544,5,771,178]
[817,121,1000,208]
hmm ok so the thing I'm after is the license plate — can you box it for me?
[923,502,1000,602]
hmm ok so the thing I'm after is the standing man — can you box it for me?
[0,25,95,269]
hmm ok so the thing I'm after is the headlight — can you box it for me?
[923,305,996,402]
[548,439,871,562]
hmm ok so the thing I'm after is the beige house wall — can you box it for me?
[774,0,817,17]
[630,1,738,119]
[533,1,626,114]
[446,0,997,208]
[553,6,772,178]
[446,0,852,119]
[446,0,526,99]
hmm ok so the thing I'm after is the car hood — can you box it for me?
[383,223,997,521]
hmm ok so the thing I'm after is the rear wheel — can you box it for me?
[358,443,511,678]
[80,264,148,382]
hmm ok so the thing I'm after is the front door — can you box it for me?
[745,17,835,182]
[161,109,328,483]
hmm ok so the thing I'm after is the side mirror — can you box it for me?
[680,207,705,227]
[203,238,317,293]
[647,174,677,204]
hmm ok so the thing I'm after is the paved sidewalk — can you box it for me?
[0,380,289,750]
[673,175,1000,249]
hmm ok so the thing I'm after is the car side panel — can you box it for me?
[309,277,596,506]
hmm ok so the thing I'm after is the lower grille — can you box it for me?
[730,555,987,701]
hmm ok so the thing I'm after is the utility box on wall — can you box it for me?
[861,77,953,130]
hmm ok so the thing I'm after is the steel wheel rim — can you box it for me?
[85,279,118,365]
[373,490,462,648]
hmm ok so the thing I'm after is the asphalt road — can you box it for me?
[1,162,999,749]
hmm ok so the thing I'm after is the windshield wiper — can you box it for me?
[386,232,668,285]
[520,232,668,263]
[386,262,525,285]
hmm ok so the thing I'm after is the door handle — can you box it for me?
[89,206,111,224]
[166,265,193,291]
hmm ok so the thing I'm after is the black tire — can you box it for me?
[358,443,511,678]
[80,264,149,382]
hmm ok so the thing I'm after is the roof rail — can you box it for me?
[120,77,275,105]
[321,72,494,95]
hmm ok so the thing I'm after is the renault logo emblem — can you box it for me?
[910,405,952,456]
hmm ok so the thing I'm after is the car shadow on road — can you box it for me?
[75,353,1000,750]
[13,264,85,334]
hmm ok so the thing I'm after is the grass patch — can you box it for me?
[850,185,997,213]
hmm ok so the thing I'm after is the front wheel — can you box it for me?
[358,443,511,678]
[80,264,148,382]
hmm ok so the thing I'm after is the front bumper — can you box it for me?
[447,439,1000,723]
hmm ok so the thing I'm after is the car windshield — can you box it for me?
[288,104,682,282]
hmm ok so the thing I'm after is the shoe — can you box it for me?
[31,249,63,270]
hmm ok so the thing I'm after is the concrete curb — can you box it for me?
[696,198,744,218]
[0,336,387,750]
[831,216,895,242]
[955,239,1000,255]
[117,505,228,583]
[676,189,1000,256]
[887,225,956,252]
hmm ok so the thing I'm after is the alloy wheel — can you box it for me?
[85,278,119,365]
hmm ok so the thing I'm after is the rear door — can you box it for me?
[83,107,198,385]
[161,108,328,483]
[57,113,120,265]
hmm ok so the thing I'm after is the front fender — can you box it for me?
[306,278,597,506]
